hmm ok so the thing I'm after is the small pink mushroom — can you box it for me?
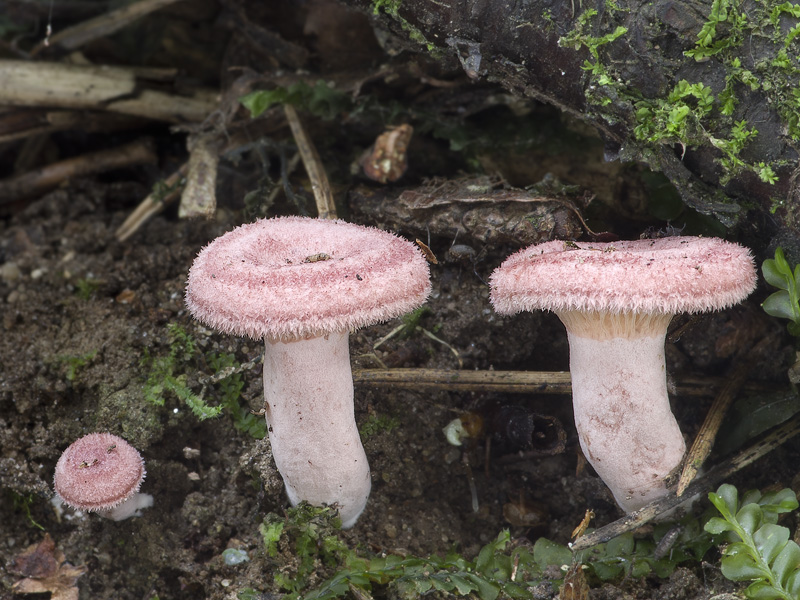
[54,433,152,520]
[490,237,756,512]
[185,216,430,527]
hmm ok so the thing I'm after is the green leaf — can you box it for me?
[533,538,572,568]
[721,551,770,581]
[786,568,800,595]
[762,291,796,320]
[712,485,739,517]
[761,258,789,290]
[774,248,794,278]
[744,581,786,599]
[706,516,737,535]
[737,504,764,536]
[754,524,791,565]
[606,532,635,556]
[771,540,800,587]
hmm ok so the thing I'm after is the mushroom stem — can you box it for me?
[263,331,370,528]
[561,313,686,512]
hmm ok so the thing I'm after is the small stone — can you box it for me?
[0,262,21,283]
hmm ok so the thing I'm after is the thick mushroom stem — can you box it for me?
[558,311,685,513]
[263,330,370,528]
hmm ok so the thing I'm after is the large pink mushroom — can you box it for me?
[490,237,756,512]
[54,432,152,520]
[185,216,430,527]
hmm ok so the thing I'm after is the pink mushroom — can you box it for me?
[54,432,152,520]
[185,216,430,527]
[490,237,756,512]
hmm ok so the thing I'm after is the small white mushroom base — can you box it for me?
[263,331,370,528]
[567,332,686,513]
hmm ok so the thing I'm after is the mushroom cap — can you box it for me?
[490,236,757,315]
[185,216,431,340]
[54,433,145,512]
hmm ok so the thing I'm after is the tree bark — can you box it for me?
[342,0,800,246]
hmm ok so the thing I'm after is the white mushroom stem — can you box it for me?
[262,331,370,528]
[99,493,154,521]
[558,311,686,513]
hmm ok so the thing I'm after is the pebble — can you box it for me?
[0,262,21,283]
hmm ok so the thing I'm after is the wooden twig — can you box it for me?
[179,135,220,219]
[283,104,337,219]
[115,164,188,242]
[31,0,183,56]
[0,109,147,145]
[0,138,156,203]
[571,411,800,551]
[351,368,780,397]
[676,336,774,496]
[0,60,217,123]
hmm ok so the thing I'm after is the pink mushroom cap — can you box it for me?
[185,216,431,341]
[490,237,757,316]
[54,433,146,512]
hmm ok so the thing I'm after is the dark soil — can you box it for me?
[1,179,798,599]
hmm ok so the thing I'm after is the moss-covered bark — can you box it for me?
[344,0,800,241]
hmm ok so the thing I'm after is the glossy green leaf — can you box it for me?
[763,258,791,290]
[533,537,572,568]
[721,551,770,581]
[771,541,800,587]
[737,504,764,536]
[464,574,501,600]
[785,568,800,596]
[763,291,796,320]
[606,532,636,556]
[706,516,737,535]
[753,524,790,565]
[761,489,800,514]
[744,581,786,600]
[709,486,738,519]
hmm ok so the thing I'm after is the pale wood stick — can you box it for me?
[0,60,217,123]
[0,138,156,203]
[115,164,188,242]
[283,104,336,219]
[179,136,220,219]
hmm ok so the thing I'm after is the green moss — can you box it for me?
[74,278,101,300]
[371,0,402,16]
[359,414,400,439]
[56,350,98,382]
[559,0,797,187]
[559,8,628,77]
[140,323,265,438]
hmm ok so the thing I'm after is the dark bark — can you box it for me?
[342,0,800,247]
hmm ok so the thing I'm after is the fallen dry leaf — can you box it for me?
[558,563,589,600]
[11,533,86,600]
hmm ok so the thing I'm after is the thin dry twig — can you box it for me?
[571,411,800,551]
[31,0,183,56]
[677,335,775,495]
[115,164,188,242]
[0,138,156,203]
[283,104,336,219]
[351,368,779,397]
